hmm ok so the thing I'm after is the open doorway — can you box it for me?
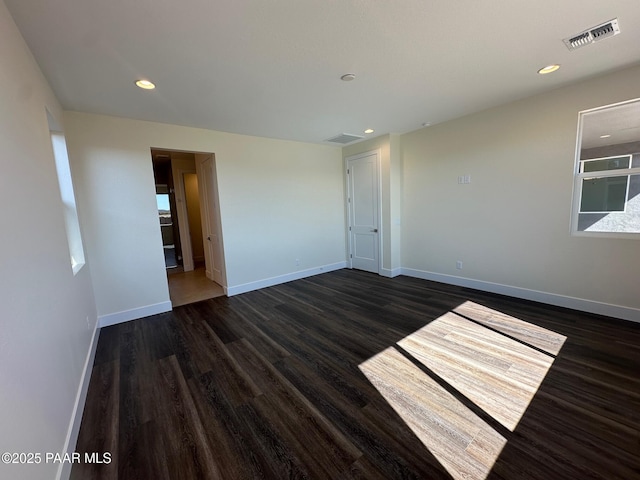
[151,149,227,306]
[153,155,183,270]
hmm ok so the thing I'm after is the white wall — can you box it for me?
[64,112,346,321]
[401,65,640,320]
[0,2,98,479]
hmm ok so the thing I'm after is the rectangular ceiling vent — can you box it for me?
[563,18,620,51]
[325,133,364,144]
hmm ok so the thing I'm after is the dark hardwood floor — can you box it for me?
[72,270,640,479]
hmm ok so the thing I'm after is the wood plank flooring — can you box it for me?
[167,267,225,307]
[72,270,640,479]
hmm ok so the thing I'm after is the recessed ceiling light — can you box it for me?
[135,79,156,90]
[340,73,356,81]
[537,64,560,75]
[364,129,374,134]
[422,122,432,127]
[600,134,611,138]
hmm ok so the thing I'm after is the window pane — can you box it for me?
[156,193,170,212]
[581,156,630,173]
[580,176,627,212]
[156,194,173,226]
[578,174,640,233]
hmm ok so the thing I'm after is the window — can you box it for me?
[572,99,640,237]
[47,110,86,274]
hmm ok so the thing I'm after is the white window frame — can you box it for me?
[577,155,631,214]
[571,99,640,239]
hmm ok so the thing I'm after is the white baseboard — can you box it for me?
[380,267,402,278]
[227,261,347,296]
[56,323,100,480]
[401,268,640,323]
[98,301,172,328]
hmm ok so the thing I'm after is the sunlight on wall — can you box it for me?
[49,127,86,275]
[359,301,566,480]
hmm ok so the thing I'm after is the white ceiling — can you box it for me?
[5,0,640,145]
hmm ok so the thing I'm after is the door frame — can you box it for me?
[345,149,383,274]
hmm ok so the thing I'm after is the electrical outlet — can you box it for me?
[456,260,463,270]
[86,315,91,330]
[295,258,300,266]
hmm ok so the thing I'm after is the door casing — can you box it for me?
[345,149,382,274]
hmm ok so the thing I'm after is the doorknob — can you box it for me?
[371,229,378,233]
[207,236,211,241]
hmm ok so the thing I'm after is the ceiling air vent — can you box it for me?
[325,133,364,144]
[563,18,620,51]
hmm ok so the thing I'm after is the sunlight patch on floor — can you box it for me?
[399,311,560,431]
[360,347,507,480]
[452,301,566,356]
[359,301,567,480]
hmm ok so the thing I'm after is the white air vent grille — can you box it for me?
[564,18,620,51]
[325,133,364,144]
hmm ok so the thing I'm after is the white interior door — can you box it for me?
[347,151,380,273]
[174,167,197,272]
[196,154,225,285]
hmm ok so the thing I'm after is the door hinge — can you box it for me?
[348,197,351,203]
[347,169,350,174]
[350,254,352,258]
[349,226,351,231]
